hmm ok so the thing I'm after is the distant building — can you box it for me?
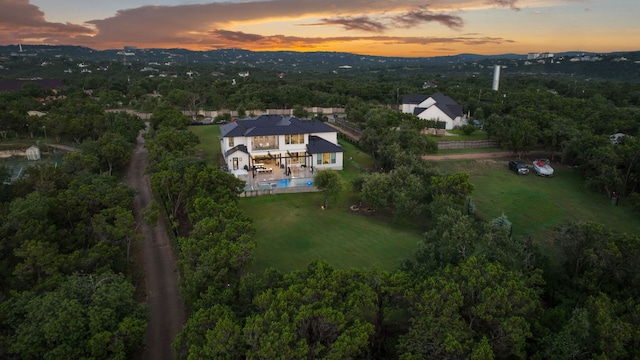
[527,52,554,60]
[124,46,138,51]
[26,146,41,161]
[401,92,465,130]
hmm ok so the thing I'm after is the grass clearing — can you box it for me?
[239,193,422,273]
[429,129,489,142]
[189,125,221,165]
[437,158,640,260]
[432,147,505,155]
[240,138,421,273]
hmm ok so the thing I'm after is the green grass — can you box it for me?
[432,147,505,155]
[437,158,640,260]
[429,129,489,142]
[339,140,376,182]
[189,125,222,165]
[239,193,422,273]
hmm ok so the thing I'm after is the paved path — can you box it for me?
[126,131,184,360]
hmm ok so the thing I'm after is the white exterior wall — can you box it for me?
[418,98,437,108]
[312,152,343,171]
[416,107,454,130]
[277,134,308,154]
[222,131,343,171]
[311,132,338,143]
[401,103,416,114]
[227,152,250,171]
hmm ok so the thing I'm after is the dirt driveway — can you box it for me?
[126,131,184,360]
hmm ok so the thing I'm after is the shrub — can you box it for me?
[460,124,476,136]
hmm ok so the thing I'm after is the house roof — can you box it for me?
[0,79,64,92]
[225,144,249,157]
[219,115,336,138]
[306,135,344,154]
[406,92,463,120]
[402,94,429,104]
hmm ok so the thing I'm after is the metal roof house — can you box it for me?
[401,92,465,130]
[219,115,343,177]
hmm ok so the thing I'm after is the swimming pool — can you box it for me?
[247,177,314,191]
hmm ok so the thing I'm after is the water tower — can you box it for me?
[492,65,501,91]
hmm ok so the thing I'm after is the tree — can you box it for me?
[243,261,376,359]
[314,170,343,209]
[430,172,475,204]
[173,305,244,360]
[400,257,542,359]
[9,273,146,360]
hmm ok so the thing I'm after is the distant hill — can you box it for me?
[1,45,639,81]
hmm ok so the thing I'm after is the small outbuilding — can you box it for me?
[26,146,41,161]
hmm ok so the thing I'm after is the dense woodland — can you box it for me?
[1,57,640,359]
[0,94,147,358]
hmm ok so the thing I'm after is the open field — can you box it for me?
[239,139,421,273]
[436,157,640,260]
[189,125,222,165]
[189,125,421,272]
[428,129,489,142]
[239,193,423,273]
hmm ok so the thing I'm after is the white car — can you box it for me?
[533,159,554,177]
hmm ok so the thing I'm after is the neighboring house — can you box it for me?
[610,133,628,145]
[401,92,465,130]
[219,115,344,174]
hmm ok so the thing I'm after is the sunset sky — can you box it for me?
[1,0,638,57]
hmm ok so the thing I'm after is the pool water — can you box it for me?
[248,177,314,191]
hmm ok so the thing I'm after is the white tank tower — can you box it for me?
[492,65,501,91]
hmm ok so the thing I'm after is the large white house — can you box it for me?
[401,92,465,130]
[219,115,344,175]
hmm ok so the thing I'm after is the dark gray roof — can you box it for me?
[219,115,336,138]
[306,135,344,154]
[407,92,463,120]
[402,94,429,104]
[225,144,248,157]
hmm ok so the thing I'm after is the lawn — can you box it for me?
[436,158,640,261]
[189,125,222,165]
[189,126,422,272]
[429,129,489,142]
[240,138,421,273]
[239,193,422,273]
[434,147,505,155]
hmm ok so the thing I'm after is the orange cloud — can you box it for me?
[0,0,94,44]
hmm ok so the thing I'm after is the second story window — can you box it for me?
[228,137,234,147]
[285,134,304,144]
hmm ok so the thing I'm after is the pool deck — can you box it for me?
[238,165,317,197]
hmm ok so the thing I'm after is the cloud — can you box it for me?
[0,0,516,54]
[486,0,520,11]
[207,28,512,50]
[393,10,464,30]
[0,0,94,44]
[312,16,388,33]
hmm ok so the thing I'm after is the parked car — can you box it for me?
[508,160,529,175]
[533,158,554,177]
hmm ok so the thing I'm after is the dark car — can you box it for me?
[508,160,529,175]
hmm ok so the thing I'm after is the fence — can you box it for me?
[240,186,319,197]
[437,139,500,150]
